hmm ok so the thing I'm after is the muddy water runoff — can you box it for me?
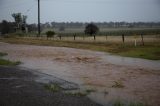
[0,42,160,106]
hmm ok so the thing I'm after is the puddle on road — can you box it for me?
[103,54,160,70]
[0,42,160,106]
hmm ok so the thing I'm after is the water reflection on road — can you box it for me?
[103,54,160,70]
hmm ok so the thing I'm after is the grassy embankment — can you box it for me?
[0,37,160,60]
[0,52,20,66]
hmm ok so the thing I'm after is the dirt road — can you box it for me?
[0,42,160,106]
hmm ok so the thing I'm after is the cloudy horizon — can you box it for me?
[0,0,160,24]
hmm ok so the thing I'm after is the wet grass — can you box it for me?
[0,52,8,56]
[115,45,160,60]
[114,100,124,106]
[43,83,94,96]
[0,37,160,60]
[65,89,96,97]
[44,84,62,92]
[113,100,148,106]
[0,52,21,66]
[44,83,95,96]
[128,102,145,106]
[85,89,97,93]
[113,100,145,106]
[66,91,88,97]
[0,59,21,66]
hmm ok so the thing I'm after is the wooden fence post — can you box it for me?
[74,34,76,40]
[141,34,144,46]
[59,35,61,40]
[122,34,125,43]
[94,35,96,41]
[134,38,137,47]
[106,35,108,41]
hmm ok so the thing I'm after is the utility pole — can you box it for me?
[37,0,40,37]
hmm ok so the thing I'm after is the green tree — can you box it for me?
[1,20,10,34]
[12,13,27,32]
[21,15,27,32]
[84,23,99,36]
[46,31,55,39]
[12,13,22,29]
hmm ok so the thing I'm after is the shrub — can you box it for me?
[44,84,61,92]
[46,31,55,38]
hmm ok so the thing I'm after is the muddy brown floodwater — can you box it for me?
[0,42,160,106]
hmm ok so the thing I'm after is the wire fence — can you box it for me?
[22,34,160,45]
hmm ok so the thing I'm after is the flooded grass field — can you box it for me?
[0,42,160,106]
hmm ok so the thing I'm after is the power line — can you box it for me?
[38,0,110,4]
[24,3,37,15]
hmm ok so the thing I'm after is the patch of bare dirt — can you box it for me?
[54,56,99,63]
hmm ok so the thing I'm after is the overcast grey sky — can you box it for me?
[0,0,160,23]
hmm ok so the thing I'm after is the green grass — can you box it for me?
[115,45,160,60]
[44,83,95,95]
[65,91,88,97]
[113,100,145,106]
[44,84,62,92]
[114,100,125,106]
[128,102,145,106]
[44,84,94,96]
[0,52,21,66]
[0,58,21,66]
[0,52,8,56]
[65,89,96,97]
[0,37,160,60]
[85,89,97,93]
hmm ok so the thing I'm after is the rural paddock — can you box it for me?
[0,42,160,106]
[22,35,160,44]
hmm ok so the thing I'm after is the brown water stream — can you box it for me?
[0,42,160,106]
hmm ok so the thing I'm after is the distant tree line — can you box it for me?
[0,13,38,35]
[1,17,160,36]
[41,21,160,29]
[0,20,38,35]
[0,20,15,35]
